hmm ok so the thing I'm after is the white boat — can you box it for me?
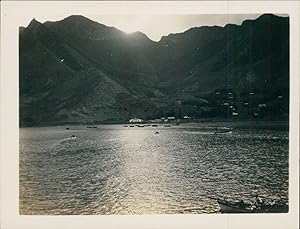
[70,135,76,140]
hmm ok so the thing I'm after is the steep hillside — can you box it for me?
[19,14,289,126]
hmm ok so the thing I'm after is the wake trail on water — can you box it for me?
[50,137,77,149]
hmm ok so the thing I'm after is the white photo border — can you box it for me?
[0,1,299,229]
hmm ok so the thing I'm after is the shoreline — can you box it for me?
[19,119,289,130]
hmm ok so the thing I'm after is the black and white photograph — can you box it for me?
[1,1,299,229]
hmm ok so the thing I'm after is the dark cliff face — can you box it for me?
[19,14,289,126]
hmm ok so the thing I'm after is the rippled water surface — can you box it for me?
[19,123,289,214]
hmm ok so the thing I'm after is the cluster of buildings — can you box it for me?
[128,90,284,123]
[215,90,284,118]
[129,115,192,124]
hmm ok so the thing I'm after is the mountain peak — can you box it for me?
[52,15,109,33]
[127,31,153,41]
[27,18,42,29]
[257,13,284,20]
[61,15,104,26]
[241,13,288,26]
[63,15,91,22]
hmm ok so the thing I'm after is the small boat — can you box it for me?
[129,125,135,127]
[65,127,70,130]
[214,127,232,134]
[151,124,158,127]
[137,125,145,127]
[70,135,76,140]
[217,199,253,213]
[164,124,171,127]
[155,131,159,134]
[211,197,288,213]
[124,125,128,127]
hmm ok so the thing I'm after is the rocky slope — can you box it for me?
[19,14,289,126]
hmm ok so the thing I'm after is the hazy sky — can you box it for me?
[22,14,287,41]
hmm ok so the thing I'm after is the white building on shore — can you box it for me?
[129,118,143,123]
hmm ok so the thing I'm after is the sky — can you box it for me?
[22,14,287,41]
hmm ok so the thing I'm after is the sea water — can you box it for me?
[19,123,289,214]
